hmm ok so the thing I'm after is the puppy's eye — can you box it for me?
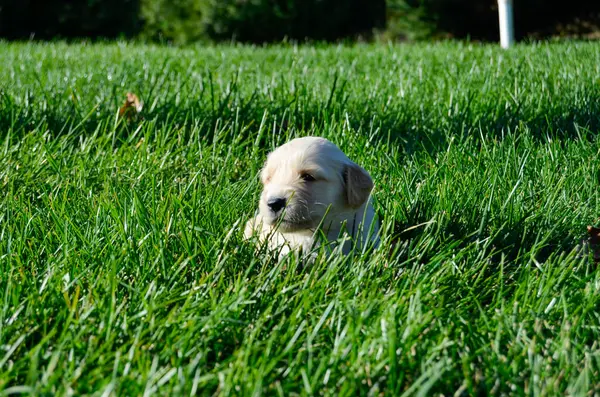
[300,173,316,182]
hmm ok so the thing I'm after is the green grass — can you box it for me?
[1,41,599,395]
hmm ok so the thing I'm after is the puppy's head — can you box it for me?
[258,137,373,232]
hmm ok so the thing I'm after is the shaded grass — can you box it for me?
[0,41,599,395]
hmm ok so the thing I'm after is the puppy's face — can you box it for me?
[258,137,373,232]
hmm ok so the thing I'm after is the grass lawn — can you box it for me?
[1,41,599,395]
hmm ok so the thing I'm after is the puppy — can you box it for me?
[244,137,380,257]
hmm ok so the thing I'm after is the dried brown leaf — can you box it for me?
[118,92,142,120]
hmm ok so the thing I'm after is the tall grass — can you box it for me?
[0,41,599,395]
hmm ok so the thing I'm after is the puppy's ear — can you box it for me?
[344,162,374,208]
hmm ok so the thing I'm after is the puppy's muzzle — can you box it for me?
[267,197,286,213]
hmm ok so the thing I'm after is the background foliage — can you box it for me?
[386,0,600,41]
[0,0,598,43]
[0,0,140,40]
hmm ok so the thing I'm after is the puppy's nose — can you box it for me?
[267,197,286,213]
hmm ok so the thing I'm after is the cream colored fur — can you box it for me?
[244,137,379,257]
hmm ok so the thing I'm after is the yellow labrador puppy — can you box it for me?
[244,137,380,257]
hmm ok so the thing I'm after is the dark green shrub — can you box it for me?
[384,0,437,41]
[201,0,385,42]
[139,0,206,44]
[139,0,385,44]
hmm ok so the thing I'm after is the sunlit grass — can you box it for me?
[0,41,599,395]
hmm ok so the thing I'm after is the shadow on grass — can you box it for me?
[385,209,589,274]
[2,85,600,154]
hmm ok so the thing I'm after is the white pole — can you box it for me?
[498,0,515,48]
